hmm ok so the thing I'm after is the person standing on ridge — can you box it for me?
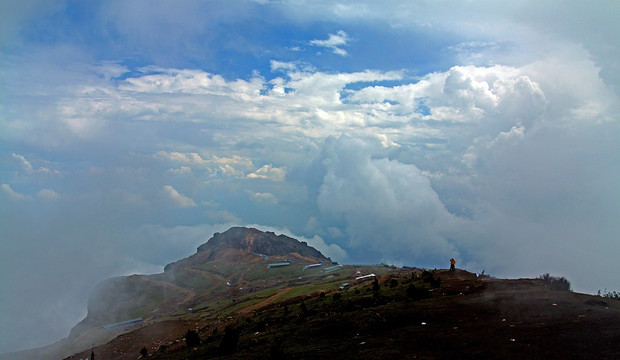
[450,258,456,272]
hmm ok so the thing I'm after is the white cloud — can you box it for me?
[462,125,525,168]
[2,1,620,354]
[155,151,254,177]
[270,60,298,72]
[304,235,348,262]
[247,191,278,205]
[12,153,59,175]
[1,184,32,202]
[213,155,255,176]
[247,164,286,181]
[316,136,462,264]
[161,185,197,208]
[205,210,242,224]
[167,166,193,176]
[310,30,351,56]
[36,189,60,201]
[155,151,210,166]
[3,53,617,296]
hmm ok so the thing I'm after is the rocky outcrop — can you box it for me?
[196,227,329,260]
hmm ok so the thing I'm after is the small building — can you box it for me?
[321,265,343,273]
[267,262,291,269]
[101,318,143,331]
[338,283,350,291]
[355,273,376,281]
[304,263,322,270]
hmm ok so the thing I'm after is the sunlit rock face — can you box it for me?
[196,227,330,260]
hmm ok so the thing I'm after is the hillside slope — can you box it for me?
[73,227,332,332]
[6,227,620,359]
[66,269,620,360]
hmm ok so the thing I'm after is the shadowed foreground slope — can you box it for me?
[67,269,620,360]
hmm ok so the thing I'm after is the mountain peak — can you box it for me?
[196,227,329,261]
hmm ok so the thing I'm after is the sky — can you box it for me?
[1,0,619,353]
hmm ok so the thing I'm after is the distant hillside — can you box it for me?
[63,268,620,360]
[10,227,620,360]
[68,227,331,346]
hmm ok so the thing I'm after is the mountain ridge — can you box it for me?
[70,227,331,340]
[5,226,620,360]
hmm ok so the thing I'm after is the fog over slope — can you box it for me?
[1,0,619,354]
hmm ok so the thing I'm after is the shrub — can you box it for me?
[406,284,430,300]
[372,278,380,293]
[219,326,240,355]
[254,321,267,332]
[539,273,571,291]
[185,329,200,347]
[421,271,441,288]
[599,289,620,300]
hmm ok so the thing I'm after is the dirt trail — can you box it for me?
[239,287,292,313]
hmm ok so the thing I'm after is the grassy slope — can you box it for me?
[61,259,620,360]
[116,269,620,360]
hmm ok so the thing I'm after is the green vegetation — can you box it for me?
[538,273,571,291]
[598,289,620,300]
[148,268,452,359]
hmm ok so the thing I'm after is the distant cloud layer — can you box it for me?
[310,30,351,56]
[1,0,619,354]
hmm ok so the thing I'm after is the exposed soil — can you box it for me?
[238,288,292,314]
[63,269,620,360]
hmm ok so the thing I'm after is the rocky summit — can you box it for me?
[196,227,329,261]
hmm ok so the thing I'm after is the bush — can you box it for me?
[598,289,620,300]
[372,278,380,293]
[219,326,240,355]
[539,273,571,291]
[406,284,430,300]
[421,271,441,288]
[185,329,200,347]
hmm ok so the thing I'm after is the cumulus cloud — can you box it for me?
[247,164,286,181]
[155,151,210,165]
[167,166,193,176]
[161,185,197,207]
[310,30,351,56]
[205,210,242,224]
[316,136,463,264]
[304,235,348,262]
[1,184,32,202]
[12,153,59,175]
[247,191,278,205]
[155,151,255,177]
[1,1,620,353]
